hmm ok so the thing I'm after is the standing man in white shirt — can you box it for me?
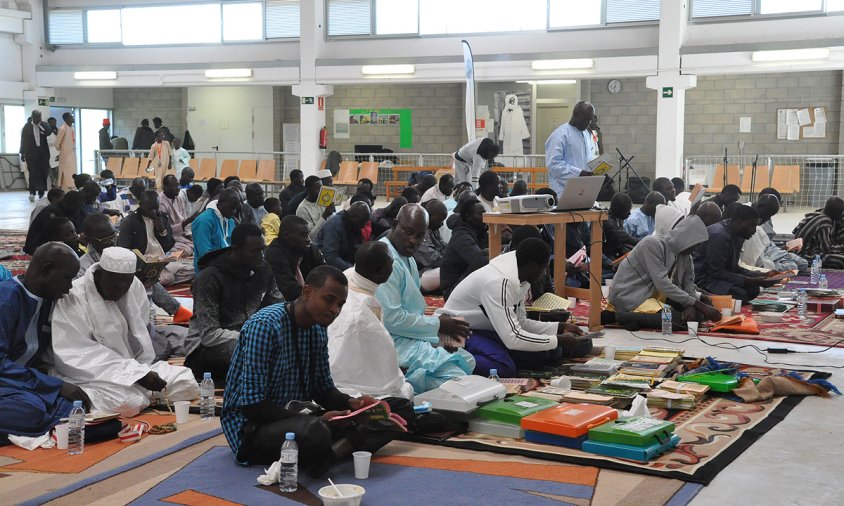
[545,101,596,198]
[453,138,499,187]
[171,137,191,173]
[55,112,77,191]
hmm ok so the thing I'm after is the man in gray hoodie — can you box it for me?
[607,215,722,330]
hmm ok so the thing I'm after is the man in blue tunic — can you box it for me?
[0,242,91,439]
[545,101,596,198]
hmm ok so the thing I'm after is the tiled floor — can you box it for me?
[1,188,842,504]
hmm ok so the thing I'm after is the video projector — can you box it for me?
[495,195,556,213]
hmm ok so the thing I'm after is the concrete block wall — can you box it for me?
[587,77,658,181]
[325,83,464,154]
[112,88,187,147]
[685,71,842,156]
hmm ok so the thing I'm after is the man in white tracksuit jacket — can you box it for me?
[442,237,590,377]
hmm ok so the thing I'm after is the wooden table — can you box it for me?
[484,210,608,331]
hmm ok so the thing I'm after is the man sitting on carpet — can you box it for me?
[792,196,844,269]
[328,241,414,399]
[118,190,194,286]
[376,204,474,394]
[603,192,638,262]
[607,215,722,331]
[222,266,413,473]
[624,191,665,240]
[741,195,806,274]
[192,188,240,271]
[265,215,325,300]
[315,201,370,271]
[414,199,448,293]
[1,243,91,438]
[690,200,722,227]
[693,205,778,304]
[185,223,283,384]
[159,175,194,256]
[444,237,588,377]
[440,194,489,299]
[24,190,84,255]
[45,216,81,256]
[50,247,199,417]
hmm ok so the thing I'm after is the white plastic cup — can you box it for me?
[687,321,699,335]
[721,308,732,318]
[604,345,616,361]
[733,300,742,314]
[353,451,372,479]
[174,401,191,424]
[600,286,610,298]
[568,297,577,308]
[55,423,70,450]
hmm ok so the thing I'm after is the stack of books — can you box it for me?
[521,403,618,449]
[583,416,680,462]
[469,395,558,439]
[657,380,710,400]
[569,358,624,376]
[601,346,642,361]
[645,389,696,410]
[602,373,656,390]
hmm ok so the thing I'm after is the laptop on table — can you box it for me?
[555,175,605,211]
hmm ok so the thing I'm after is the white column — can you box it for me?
[646,0,696,179]
[292,0,331,177]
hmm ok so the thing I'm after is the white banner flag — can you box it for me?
[462,39,476,142]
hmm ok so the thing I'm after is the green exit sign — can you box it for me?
[662,87,674,98]
[301,97,314,105]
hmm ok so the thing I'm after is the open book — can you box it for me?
[330,400,408,432]
[133,249,183,286]
[526,292,571,312]
[316,186,346,208]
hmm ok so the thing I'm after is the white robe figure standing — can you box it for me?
[49,247,199,417]
[55,116,77,190]
[327,267,414,400]
[498,94,529,155]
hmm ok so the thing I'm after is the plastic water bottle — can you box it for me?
[488,368,501,382]
[661,306,672,336]
[200,372,215,420]
[68,400,85,455]
[811,255,821,284]
[797,289,808,319]
[819,274,828,290]
[279,432,298,493]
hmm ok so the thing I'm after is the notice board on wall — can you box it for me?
[777,107,827,140]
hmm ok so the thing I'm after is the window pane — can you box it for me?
[376,0,418,35]
[86,10,122,43]
[266,0,300,38]
[759,0,822,15]
[223,2,263,41]
[828,0,844,12]
[48,10,83,44]
[606,0,660,23]
[122,4,221,45]
[549,0,601,28]
[3,105,26,156]
[420,0,545,35]
[327,0,371,36]
[692,0,752,18]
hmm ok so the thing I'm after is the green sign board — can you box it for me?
[37,98,48,106]
[662,87,674,98]
[349,108,414,149]
[301,97,314,105]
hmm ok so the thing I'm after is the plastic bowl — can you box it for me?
[318,484,366,506]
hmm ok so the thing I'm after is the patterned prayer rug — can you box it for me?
[0,229,28,275]
[414,364,822,485]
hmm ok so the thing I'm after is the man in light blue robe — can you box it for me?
[376,204,474,394]
[0,243,91,439]
[545,101,595,197]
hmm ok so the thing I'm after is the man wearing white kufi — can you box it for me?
[49,247,199,416]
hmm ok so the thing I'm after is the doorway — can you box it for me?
[536,105,571,155]
[80,109,111,174]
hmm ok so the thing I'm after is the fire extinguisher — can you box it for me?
[319,127,327,149]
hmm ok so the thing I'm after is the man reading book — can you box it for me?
[222,266,413,475]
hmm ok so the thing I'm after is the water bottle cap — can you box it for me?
[203,372,212,379]
[73,400,82,408]
[285,432,295,440]
[489,369,498,376]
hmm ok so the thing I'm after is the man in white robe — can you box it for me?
[55,112,77,191]
[328,242,414,400]
[49,247,199,417]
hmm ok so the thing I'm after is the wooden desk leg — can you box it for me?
[489,224,502,259]
[589,219,604,331]
[554,223,566,299]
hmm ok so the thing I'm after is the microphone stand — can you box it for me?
[616,148,648,195]
[750,154,758,198]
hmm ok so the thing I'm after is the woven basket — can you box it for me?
[709,295,734,311]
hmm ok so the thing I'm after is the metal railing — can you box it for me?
[684,154,843,209]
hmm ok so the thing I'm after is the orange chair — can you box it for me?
[106,157,124,178]
[740,165,770,194]
[707,164,725,194]
[189,158,198,171]
[771,165,799,196]
[335,161,359,185]
[120,158,140,179]
[359,162,379,185]
[726,164,740,187]
[239,160,258,181]
[196,159,217,181]
[219,160,239,180]
[254,159,278,183]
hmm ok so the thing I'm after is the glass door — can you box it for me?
[80,109,111,174]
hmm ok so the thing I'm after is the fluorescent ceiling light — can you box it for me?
[751,48,829,62]
[361,64,415,75]
[531,59,593,70]
[204,68,252,78]
[517,79,577,85]
[73,71,117,80]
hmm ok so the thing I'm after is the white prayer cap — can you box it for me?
[99,247,137,274]
[316,169,332,179]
